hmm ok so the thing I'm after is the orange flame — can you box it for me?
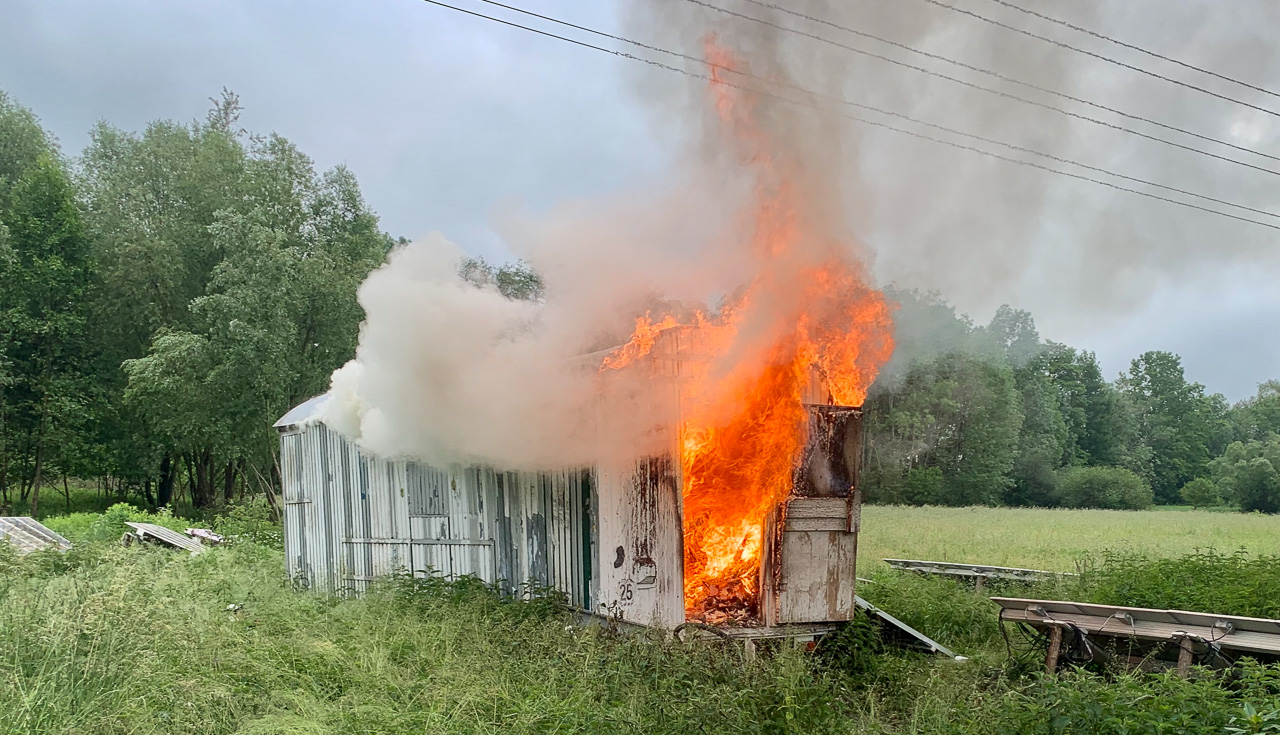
[604,37,894,621]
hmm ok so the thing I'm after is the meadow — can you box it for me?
[858,504,1280,572]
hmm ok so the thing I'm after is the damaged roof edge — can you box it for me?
[273,393,332,431]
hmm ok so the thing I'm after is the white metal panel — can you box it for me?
[594,454,684,628]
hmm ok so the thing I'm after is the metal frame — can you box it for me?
[993,596,1280,676]
[885,558,1074,592]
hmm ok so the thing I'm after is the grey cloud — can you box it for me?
[2,0,1277,399]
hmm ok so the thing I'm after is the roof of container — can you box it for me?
[273,393,331,430]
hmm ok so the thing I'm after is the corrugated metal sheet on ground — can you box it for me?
[124,522,205,554]
[0,517,72,554]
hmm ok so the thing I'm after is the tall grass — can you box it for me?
[859,504,1280,572]
[0,539,869,734]
[2,504,1279,734]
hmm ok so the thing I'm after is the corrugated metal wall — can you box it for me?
[281,422,593,607]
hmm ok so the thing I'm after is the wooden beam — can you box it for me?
[1045,625,1064,675]
[1177,635,1194,678]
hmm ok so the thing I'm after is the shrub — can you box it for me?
[1056,466,1153,510]
[212,497,282,548]
[1179,477,1221,508]
[904,466,945,506]
[1234,457,1280,514]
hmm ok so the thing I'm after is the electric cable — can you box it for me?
[470,0,1280,221]
[984,0,1280,103]
[918,0,1280,120]
[730,0,1280,166]
[682,0,1280,179]
[414,0,1280,233]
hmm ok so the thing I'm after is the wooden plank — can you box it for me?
[784,517,848,532]
[785,498,849,518]
[1177,635,1194,677]
[776,527,858,624]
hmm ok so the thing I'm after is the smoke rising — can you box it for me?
[326,0,1280,463]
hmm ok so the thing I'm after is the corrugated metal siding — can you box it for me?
[279,420,592,608]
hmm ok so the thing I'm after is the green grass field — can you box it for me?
[1,503,1277,734]
[857,505,1280,573]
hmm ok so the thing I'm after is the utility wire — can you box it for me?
[918,0,1280,120]
[734,0,1280,166]
[473,0,1280,221]
[984,0,1280,103]
[683,0,1280,180]
[414,0,1280,233]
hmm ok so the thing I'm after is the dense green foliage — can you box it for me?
[1212,437,1280,514]
[1180,477,1221,508]
[866,289,1265,512]
[947,667,1280,735]
[1055,466,1152,510]
[0,90,391,513]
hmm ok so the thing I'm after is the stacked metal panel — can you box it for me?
[0,517,72,554]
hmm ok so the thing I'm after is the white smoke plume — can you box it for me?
[323,176,755,468]
[326,0,1280,463]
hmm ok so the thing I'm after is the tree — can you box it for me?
[0,151,92,514]
[1179,477,1220,509]
[1230,380,1280,442]
[1006,369,1068,507]
[84,92,388,507]
[1029,344,1145,471]
[460,255,545,301]
[1234,458,1280,514]
[980,304,1042,365]
[1210,438,1280,514]
[1117,351,1228,504]
[864,352,1020,506]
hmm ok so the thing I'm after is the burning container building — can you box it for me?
[276,328,865,634]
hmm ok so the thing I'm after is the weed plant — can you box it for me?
[1074,549,1280,618]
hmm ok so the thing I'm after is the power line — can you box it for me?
[472,0,1280,222]
[918,0,1280,120]
[734,0,1280,166]
[413,0,1280,233]
[984,0,1280,102]
[682,0,1280,180]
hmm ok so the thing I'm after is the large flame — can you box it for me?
[604,38,894,622]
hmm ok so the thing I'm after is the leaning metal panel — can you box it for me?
[0,517,72,554]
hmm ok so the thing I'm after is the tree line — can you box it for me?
[2,87,1276,516]
[863,291,1280,513]
[0,89,391,515]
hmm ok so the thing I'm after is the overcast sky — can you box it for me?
[3,0,1277,400]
